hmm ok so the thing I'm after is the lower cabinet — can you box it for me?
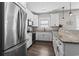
[53,38,64,56]
[53,38,59,56]
[36,32,52,41]
[53,31,79,56]
[53,31,64,56]
[57,39,64,56]
[27,33,32,48]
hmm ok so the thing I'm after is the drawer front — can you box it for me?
[57,40,64,56]
[53,38,64,56]
[53,39,59,56]
[27,33,32,48]
[36,32,52,41]
[27,39,32,48]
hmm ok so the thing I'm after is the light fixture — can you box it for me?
[69,2,72,16]
[62,7,64,20]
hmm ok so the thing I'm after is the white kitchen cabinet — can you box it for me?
[53,38,59,56]
[53,31,64,56]
[36,32,52,41]
[57,39,64,56]
[53,31,79,56]
[53,29,79,56]
[33,15,38,26]
[27,33,32,48]
[50,13,59,26]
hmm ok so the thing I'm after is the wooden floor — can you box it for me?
[27,41,55,56]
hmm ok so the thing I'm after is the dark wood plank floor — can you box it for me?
[27,41,55,56]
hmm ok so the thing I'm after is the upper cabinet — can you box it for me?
[33,15,38,26]
[59,10,79,30]
[50,13,59,26]
[26,9,34,20]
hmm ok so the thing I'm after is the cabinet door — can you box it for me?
[33,15,38,26]
[36,32,38,40]
[57,39,64,56]
[50,13,59,26]
[42,32,52,41]
[53,39,59,56]
[53,31,64,56]
[38,33,43,40]
[27,33,32,48]
[36,32,52,41]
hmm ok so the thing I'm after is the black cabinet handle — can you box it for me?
[57,46,59,52]
[59,43,61,45]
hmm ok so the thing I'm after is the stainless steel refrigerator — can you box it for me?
[0,2,27,56]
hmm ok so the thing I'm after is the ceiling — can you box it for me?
[26,2,79,14]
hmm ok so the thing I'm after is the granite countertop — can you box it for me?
[58,29,79,43]
[32,26,59,32]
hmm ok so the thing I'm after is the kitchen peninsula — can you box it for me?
[53,28,79,56]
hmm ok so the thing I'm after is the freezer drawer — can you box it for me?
[4,41,27,56]
[27,33,32,48]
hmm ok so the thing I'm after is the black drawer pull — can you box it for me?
[57,46,59,52]
[59,43,61,45]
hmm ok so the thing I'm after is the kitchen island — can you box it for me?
[52,29,79,56]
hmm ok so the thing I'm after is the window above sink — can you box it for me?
[40,20,49,27]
